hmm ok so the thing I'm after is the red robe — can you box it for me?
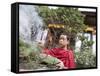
[44,48,76,69]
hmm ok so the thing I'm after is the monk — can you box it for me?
[43,33,76,69]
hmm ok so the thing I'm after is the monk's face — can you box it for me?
[59,35,69,47]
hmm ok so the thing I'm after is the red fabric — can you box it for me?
[44,48,76,69]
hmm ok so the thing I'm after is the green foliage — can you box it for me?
[19,39,42,57]
[19,39,60,70]
[78,35,94,50]
[75,35,96,68]
[39,54,60,65]
[38,6,86,34]
[75,49,96,68]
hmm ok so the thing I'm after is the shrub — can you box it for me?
[75,48,96,68]
[74,35,96,68]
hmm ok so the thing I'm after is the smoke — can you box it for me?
[19,5,47,44]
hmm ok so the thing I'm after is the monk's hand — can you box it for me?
[63,67,68,69]
[56,61,64,69]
